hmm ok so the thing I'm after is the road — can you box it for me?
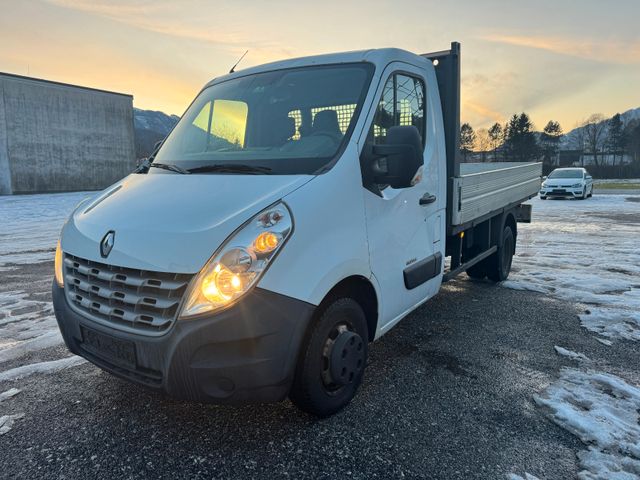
[1,193,639,479]
[0,261,622,479]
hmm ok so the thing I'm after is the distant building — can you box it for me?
[0,72,135,195]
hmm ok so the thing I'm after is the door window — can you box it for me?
[370,73,426,146]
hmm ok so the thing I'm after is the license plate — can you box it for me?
[553,189,565,193]
[81,326,136,369]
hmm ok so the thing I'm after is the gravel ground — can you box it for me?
[3,259,638,479]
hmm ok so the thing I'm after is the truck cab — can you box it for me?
[53,43,541,416]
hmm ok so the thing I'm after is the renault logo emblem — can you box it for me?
[100,231,115,258]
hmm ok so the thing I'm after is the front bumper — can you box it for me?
[53,282,314,403]
[540,188,583,198]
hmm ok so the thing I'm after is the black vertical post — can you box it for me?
[421,42,461,229]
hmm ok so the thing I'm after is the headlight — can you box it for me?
[541,182,548,188]
[54,240,64,287]
[571,182,582,188]
[179,202,293,318]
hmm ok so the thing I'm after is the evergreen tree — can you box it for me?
[541,120,563,166]
[504,113,539,162]
[460,123,476,162]
[606,113,626,165]
[488,123,503,161]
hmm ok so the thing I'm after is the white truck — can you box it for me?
[53,43,541,416]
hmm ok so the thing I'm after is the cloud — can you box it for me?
[41,0,299,62]
[481,33,640,65]
[463,100,504,125]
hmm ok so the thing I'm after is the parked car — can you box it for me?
[53,43,541,417]
[540,168,593,200]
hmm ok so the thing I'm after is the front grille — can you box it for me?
[64,254,192,335]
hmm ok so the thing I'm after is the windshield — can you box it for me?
[153,63,374,174]
[548,169,584,179]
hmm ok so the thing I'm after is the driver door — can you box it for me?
[360,65,443,334]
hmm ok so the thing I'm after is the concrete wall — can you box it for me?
[0,73,135,195]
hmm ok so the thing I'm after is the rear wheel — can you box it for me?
[486,226,515,282]
[289,297,368,417]
[466,261,487,279]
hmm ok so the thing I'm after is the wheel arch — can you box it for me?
[315,275,379,342]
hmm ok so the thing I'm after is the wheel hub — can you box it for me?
[325,329,365,387]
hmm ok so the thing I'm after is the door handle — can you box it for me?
[419,193,437,205]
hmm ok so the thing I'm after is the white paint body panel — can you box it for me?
[61,173,311,273]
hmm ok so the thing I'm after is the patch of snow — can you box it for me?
[0,356,86,382]
[503,195,640,342]
[0,413,24,435]
[0,290,62,362]
[535,368,640,479]
[554,346,590,362]
[0,388,20,402]
[506,474,540,480]
[0,191,93,270]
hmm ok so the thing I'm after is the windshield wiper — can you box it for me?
[187,164,273,174]
[149,162,191,175]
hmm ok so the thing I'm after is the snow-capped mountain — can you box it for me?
[133,108,180,159]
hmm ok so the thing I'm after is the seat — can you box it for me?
[312,110,342,137]
[266,115,295,146]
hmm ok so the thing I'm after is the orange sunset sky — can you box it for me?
[2,0,639,131]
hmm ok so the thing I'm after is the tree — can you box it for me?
[582,114,607,166]
[488,123,503,161]
[504,113,539,162]
[624,119,640,165]
[606,113,626,166]
[460,123,476,162]
[540,120,563,166]
[475,128,491,162]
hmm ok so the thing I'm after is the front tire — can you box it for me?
[540,196,547,200]
[486,226,515,282]
[289,297,368,417]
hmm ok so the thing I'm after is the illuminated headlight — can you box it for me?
[54,240,64,287]
[571,182,582,188]
[179,202,293,318]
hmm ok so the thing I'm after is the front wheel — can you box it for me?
[289,297,368,417]
[579,187,587,200]
[540,196,547,200]
[486,226,515,282]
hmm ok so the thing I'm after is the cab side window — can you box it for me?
[370,73,426,146]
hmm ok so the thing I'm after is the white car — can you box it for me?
[540,168,593,200]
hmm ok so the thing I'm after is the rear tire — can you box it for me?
[289,297,368,417]
[486,226,515,282]
[466,262,487,279]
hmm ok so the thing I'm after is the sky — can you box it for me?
[1,0,639,131]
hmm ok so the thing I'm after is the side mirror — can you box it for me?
[363,126,423,189]
[542,176,547,181]
[586,175,592,180]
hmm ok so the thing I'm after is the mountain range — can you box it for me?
[133,108,180,159]
[561,107,640,149]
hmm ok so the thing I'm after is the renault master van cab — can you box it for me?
[53,43,542,416]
